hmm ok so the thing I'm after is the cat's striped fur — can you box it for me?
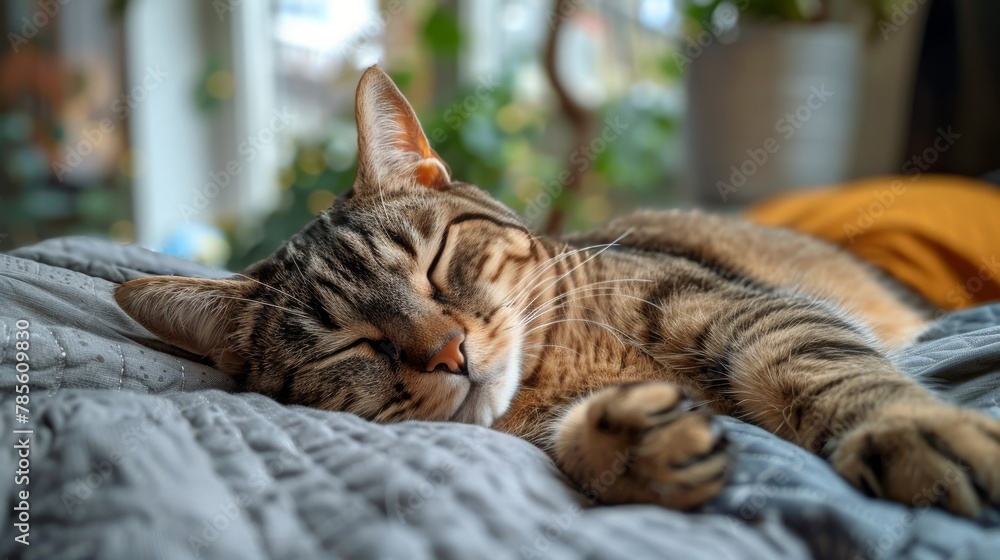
[116,68,1000,517]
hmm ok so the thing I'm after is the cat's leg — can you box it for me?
[667,292,1000,517]
[551,381,731,510]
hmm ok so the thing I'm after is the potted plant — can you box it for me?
[677,0,929,207]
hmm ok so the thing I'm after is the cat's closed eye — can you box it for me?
[372,338,400,361]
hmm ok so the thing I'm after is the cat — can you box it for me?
[115,67,1000,517]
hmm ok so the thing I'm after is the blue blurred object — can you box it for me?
[159,223,231,267]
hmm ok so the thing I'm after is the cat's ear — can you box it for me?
[354,66,451,193]
[114,276,249,374]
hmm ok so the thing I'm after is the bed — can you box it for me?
[2,237,999,559]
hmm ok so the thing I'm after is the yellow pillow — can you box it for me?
[746,175,1000,309]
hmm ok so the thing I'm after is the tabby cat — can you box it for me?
[116,67,1000,517]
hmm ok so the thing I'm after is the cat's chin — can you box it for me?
[447,352,522,427]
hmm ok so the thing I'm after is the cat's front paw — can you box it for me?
[554,382,731,510]
[832,402,1000,517]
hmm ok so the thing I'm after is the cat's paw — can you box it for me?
[832,402,1000,517]
[554,382,731,510]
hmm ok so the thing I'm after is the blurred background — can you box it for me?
[0,0,998,272]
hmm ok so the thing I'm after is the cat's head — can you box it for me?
[116,67,550,426]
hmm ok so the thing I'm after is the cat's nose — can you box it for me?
[425,333,466,374]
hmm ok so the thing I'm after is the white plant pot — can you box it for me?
[684,23,863,207]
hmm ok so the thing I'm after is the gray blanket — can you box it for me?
[2,237,999,560]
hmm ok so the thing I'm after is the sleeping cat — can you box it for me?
[115,67,1000,517]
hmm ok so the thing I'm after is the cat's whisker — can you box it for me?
[502,242,605,309]
[500,239,629,310]
[514,279,657,328]
[519,293,666,332]
[210,295,312,320]
[515,283,610,324]
[519,276,652,312]
[513,230,634,316]
[515,289,618,328]
[523,317,633,349]
[499,244,562,292]
[515,279,654,322]
[287,257,313,299]
[499,240,608,298]
[232,272,309,309]
[498,244,574,309]
[509,274,644,324]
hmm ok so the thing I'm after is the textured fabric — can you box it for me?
[746,175,1000,309]
[0,247,237,396]
[2,238,1000,560]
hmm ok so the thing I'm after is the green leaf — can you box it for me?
[422,8,463,57]
[660,55,685,79]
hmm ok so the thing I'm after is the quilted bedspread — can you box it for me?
[2,237,999,560]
